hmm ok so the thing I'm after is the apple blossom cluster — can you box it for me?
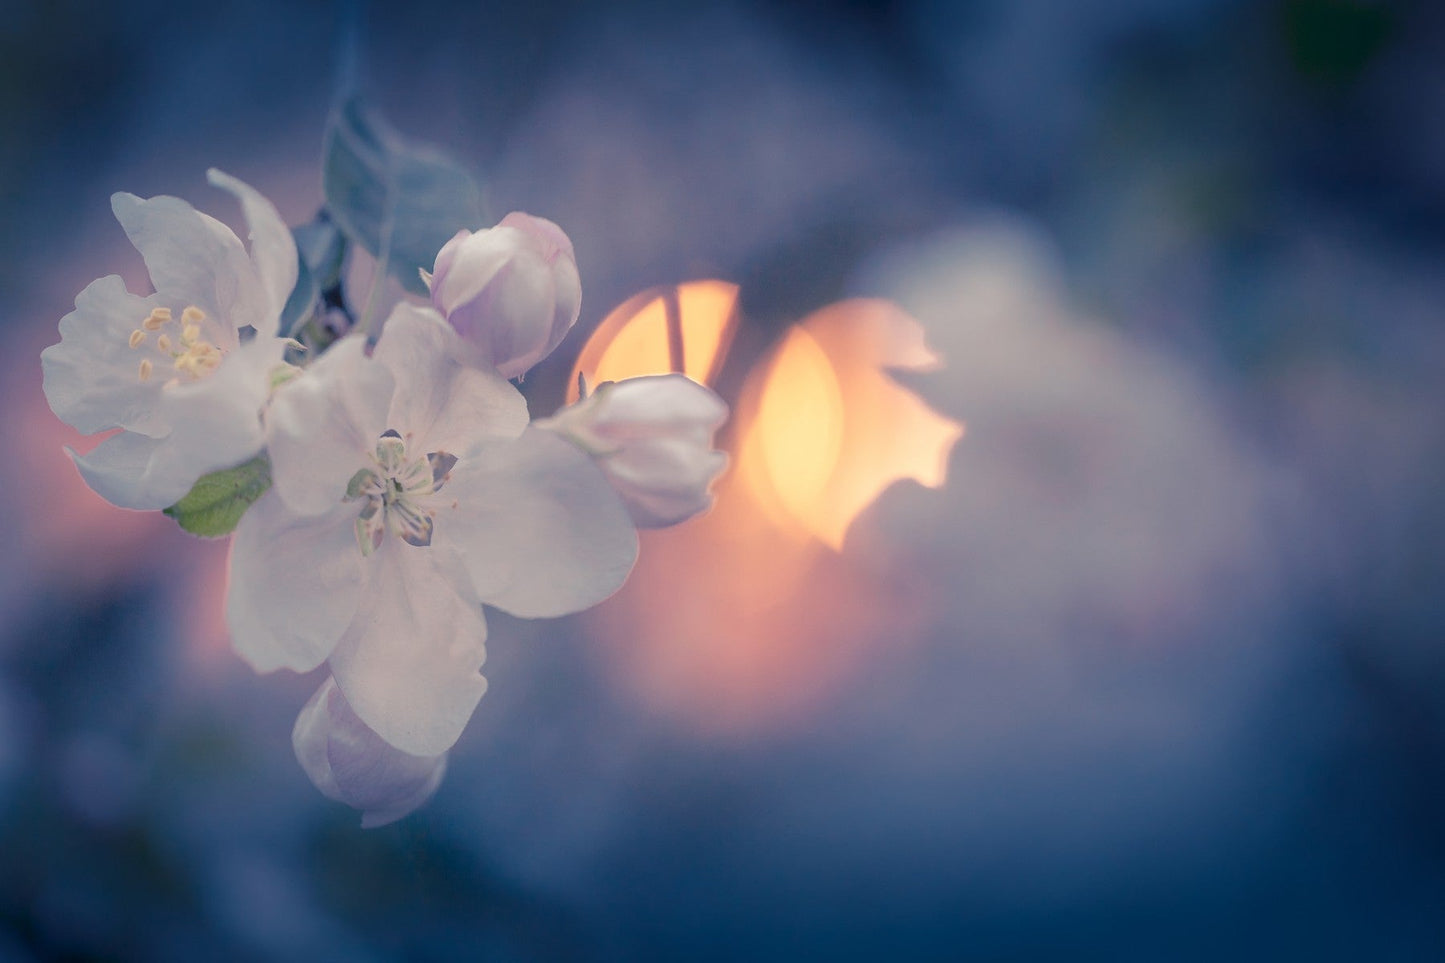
[40,132,727,826]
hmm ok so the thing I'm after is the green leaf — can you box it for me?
[163,454,273,538]
[322,98,485,298]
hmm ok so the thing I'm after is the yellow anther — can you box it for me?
[139,359,153,381]
[182,324,201,343]
[181,306,206,324]
[156,333,172,352]
[128,330,146,348]
[143,307,172,331]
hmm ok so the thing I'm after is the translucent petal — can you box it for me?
[110,191,267,331]
[437,428,638,619]
[207,169,298,335]
[154,337,276,477]
[227,490,363,673]
[540,374,729,527]
[293,676,447,828]
[66,338,278,510]
[373,304,528,456]
[433,226,520,316]
[587,374,729,442]
[68,431,195,511]
[428,229,471,291]
[329,539,489,757]
[267,336,394,517]
[41,276,170,437]
[605,442,728,528]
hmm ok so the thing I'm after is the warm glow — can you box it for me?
[740,298,963,550]
[574,283,961,737]
[568,279,739,399]
[739,327,845,536]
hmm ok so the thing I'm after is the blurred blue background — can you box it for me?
[3,0,1445,959]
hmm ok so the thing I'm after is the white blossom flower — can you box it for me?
[292,675,446,828]
[421,212,581,380]
[539,374,729,528]
[41,170,297,510]
[227,303,637,757]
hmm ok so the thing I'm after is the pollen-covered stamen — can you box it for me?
[344,432,456,555]
[130,304,225,383]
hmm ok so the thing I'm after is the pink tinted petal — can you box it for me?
[328,539,489,757]
[227,490,363,673]
[293,676,447,828]
[110,191,266,332]
[373,304,528,455]
[68,431,194,511]
[437,428,638,619]
[433,226,520,317]
[267,335,394,517]
[42,276,170,437]
[207,169,298,334]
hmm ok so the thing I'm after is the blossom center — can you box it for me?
[128,305,224,384]
[344,430,457,556]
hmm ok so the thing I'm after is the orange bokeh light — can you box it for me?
[739,298,963,550]
[568,279,739,401]
[568,281,961,736]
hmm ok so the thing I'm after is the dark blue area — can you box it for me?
[2,0,1444,960]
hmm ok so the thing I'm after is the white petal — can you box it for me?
[496,212,581,371]
[373,304,528,455]
[110,191,267,332]
[266,335,394,516]
[543,251,583,359]
[207,169,298,335]
[41,276,169,437]
[475,251,557,380]
[227,490,363,673]
[434,226,520,316]
[606,443,729,528]
[591,374,729,438]
[69,431,195,511]
[437,428,638,619]
[539,374,729,528]
[329,539,489,757]
[428,229,471,291]
[293,676,447,828]
[153,337,276,477]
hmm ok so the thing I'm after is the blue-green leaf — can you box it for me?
[280,213,350,338]
[162,454,272,538]
[279,250,318,338]
[294,214,347,291]
[322,98,485,297]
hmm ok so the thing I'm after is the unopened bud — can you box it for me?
[424,213,581,380]
[539,373,728,528]
[293,676,447,828]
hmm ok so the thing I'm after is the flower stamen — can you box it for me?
[131,304,225,383]
[343,432,455,556]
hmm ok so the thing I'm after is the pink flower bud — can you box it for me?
[540,374,729,528]
[424,212,582,380]
[292,676,447,828]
